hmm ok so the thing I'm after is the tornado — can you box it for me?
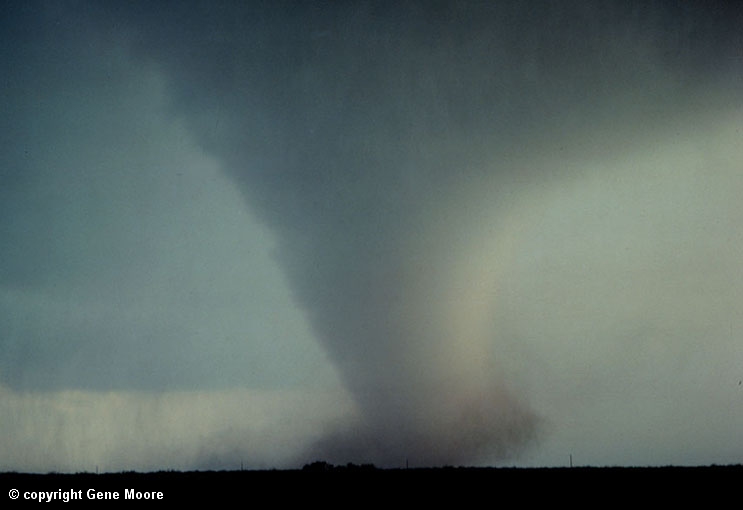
[99,1,743,466]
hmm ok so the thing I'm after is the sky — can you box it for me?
[1,1,742,472]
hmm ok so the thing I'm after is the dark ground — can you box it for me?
[2,464,740,505]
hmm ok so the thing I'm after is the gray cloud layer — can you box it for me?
[0,2,338,394]
[2,1,743,469]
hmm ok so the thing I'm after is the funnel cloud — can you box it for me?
[2,1,743,470]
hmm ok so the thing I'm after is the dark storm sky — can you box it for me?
[1,1,742,471]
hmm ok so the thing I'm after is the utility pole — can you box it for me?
[569,454,573,468]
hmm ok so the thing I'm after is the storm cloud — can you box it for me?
[2,1,742,470]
